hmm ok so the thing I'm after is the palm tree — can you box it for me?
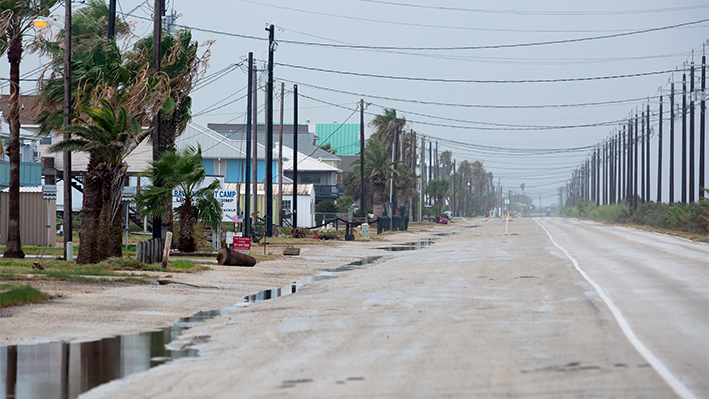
[394,162,417,216]
[471,161,487,214]
[440,150,453,178]
[136,145,221,253]
[351,140,394,217]
[125,28,209,239]
[0,0,58,258]
[370,108,406,162]
[50,102,148,262]
[426,179,449,210]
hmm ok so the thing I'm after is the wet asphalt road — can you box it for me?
[84,218,708,399]
[536,217,709,399]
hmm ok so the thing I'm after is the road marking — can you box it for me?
[535,218,699,399]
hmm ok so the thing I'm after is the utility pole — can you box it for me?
[452,160,456,216]
[428,141,432,182]
[292,85,298,228]
[278,82,284,226]
[359,99,365,217]
[265,24,274,237]
[634,114,639,211]
[151,0,163,240]
[645,103,650,202]
[627,119,633,209]
[433,140,441,179]
[108,0,116,39]
[657,95,663,203]
[700,54,706,199]
[641,110,645,203]
[682,72,687,203]
[620,128,625,201]
[670,83,675,203]
[689,62,695,202]
[63,0,73,260]
[252,66,258,223]
[244,53,253,238]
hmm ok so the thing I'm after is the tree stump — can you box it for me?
[216,247,256,267]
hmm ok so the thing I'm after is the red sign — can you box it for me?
[232,237,251,253]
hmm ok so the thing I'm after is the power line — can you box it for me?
[350,1,709,16]
[279,78,652,109]
[276,62,676,84]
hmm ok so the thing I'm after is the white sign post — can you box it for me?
[42,185,57,248]
[505,211,509,236]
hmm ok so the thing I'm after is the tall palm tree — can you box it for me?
[136,145,221,253]
[440,150,453,178]
[0,0,58,258]
[125,28,210,239]
[351,140,394,217]
[50,102,148,263]
[370,108,406,162]
[426,179,450,210]
[394,162,417,216]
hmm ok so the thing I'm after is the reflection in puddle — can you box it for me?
[244,256,383,304]
[378,240,437,251]
[0,307,239,399]
[0,254,388,398]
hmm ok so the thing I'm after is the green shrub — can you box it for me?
[0,284,50,308]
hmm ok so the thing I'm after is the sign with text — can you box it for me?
[232,237,251,253]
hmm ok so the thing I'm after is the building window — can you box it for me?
[283,199,292,210]
[40,137,52,145]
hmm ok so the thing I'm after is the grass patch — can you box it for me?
[565,199,709,240]
[0,283,51,308]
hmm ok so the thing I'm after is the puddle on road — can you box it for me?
[0,256,386,399]
[377,239,437,252]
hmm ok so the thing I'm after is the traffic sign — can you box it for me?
[42,184,57,201]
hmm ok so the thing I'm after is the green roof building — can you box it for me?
[315,123,361,156]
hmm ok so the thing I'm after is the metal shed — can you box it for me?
[0,186,56,247]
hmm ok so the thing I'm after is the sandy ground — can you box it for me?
[0,230,419,346]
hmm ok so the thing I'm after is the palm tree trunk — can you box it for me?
[177,202,195,252]
[98,167,111,260]
[77,157,107,264]
[109,206,123,258]
[372,183,385,217]
[3,35,24,259]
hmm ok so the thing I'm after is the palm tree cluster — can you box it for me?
[346,108,419,217]
[344,108,498,219]
[1,1,211,262]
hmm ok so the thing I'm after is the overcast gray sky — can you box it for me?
[4,0,708,207]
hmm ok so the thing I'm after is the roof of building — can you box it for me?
[315,123,361,156]
[207,123,339,162]
[0,95,39,126]
[176,122,271,160]
[278,146,342,173]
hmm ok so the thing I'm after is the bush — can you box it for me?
[566,199,708,235]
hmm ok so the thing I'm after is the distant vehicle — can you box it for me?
[452,216,466,221]
[546,209,551,217]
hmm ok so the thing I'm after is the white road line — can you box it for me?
[535,218,699,399]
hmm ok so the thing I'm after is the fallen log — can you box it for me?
[216,247,257,267]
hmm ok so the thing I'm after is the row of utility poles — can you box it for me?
[563,49,706,213]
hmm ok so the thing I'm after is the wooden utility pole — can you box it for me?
[645,103,650,202]
[63,0,73,259]
[292,85,298,228]
[641,110,645,203]
[359,99,365,216]
[657,95,663,203]
[265,24,274,236]
[689,62,695,202]
[151,0,163,240]
[244,53,253,237]
[278,82,284,226]
[252,67,258,222]
[700,54,706,199]
[670,83,675,203]
[682,73,687,203]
